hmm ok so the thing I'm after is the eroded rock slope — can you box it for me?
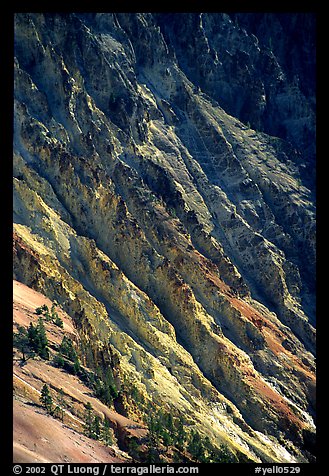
[13,13,316,463]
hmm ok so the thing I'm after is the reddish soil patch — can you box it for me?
[14,400,125,463]
[229,296,315,383]
[229,296,266,326]
[245,375,303,431]
[13,232,39,259]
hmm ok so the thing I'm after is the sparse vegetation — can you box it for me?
[102,418,114,446]
[83,402,115,445]
[127,437,140,458]
[13,325,35,361]
[59,336,79,364]
[14,301,234,463]
[52,338,118,411]
[40,384,67,423]
[92,414,102,440]
[40,384,53,414]
[56,388,66,422]
[15,295,237,462]
[35,303,63,327]
[35,304,49,316]
[27,318,50,360]
[51,303,64,328]
[53,335,81,374]
[94,366,118,406]
[83,401,94,438]
[138,405,236,463]
[14,304,64,362]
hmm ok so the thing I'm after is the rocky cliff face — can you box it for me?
[156,13,316,190]
[13,12,316,463]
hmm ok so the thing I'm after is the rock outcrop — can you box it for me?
[13,13,316,463]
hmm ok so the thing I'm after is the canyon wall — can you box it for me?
[13,12,316,463]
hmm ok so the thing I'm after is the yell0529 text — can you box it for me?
[255,467,301,475]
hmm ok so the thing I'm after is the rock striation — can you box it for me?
[13,13,316,463]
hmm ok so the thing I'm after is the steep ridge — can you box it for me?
[13,13,316,463]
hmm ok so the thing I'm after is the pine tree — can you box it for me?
[83,402,94,438]
[51,303,64,327]
[54,315,64,328]
[162,430,171,449]
[53,405,62,420]
[27,322,38,349]
[162,411,174,446]
[36,317,50,360]
[94,366,117,406]
[53,339,81,375]
[92,415,101,440]
[73,358,81,375]
[28,321,49,359]
[59,336,79,363]
[35,304,50,318]
[14,326,34,361]
[175,415,187,450]
[51,303,57,319]
[57,388,66,422]
[102,418,113,446]
[127,437,139,458]
[40,384,53,414]
[44,308,52,322]
[53,352,65,368]
[187,430,206,462]
[146,414,161,463]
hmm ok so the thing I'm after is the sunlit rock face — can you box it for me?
[13,12,316,463]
